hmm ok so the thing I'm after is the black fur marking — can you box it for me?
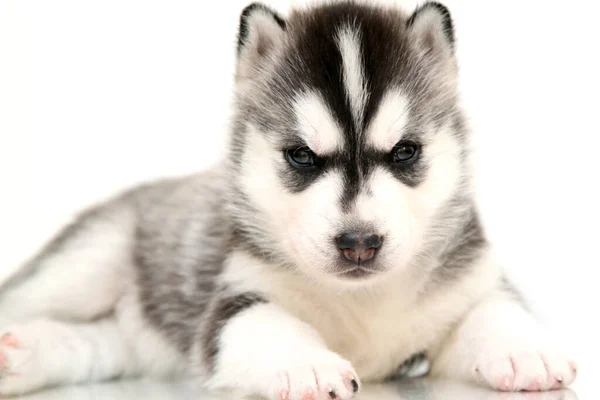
[279,146,427,207]
[407,2,455,50]
[359,6,414,137]
[263,3,442,204]
[237,2,286,54]
[200,292,268,370]
[275,4,365,203]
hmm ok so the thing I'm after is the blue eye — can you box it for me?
[286,146,316,169]
[392,141,419,163]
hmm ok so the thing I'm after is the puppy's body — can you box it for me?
[0,1,576,398]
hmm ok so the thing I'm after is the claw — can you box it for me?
[327,387,337,399]
[302,388,315,400]
[569,360,578,375]
[350,378,359,393]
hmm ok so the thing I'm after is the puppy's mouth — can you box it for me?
[337,267,377,279]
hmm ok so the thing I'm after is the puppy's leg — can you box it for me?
[431,291,577,392]
[0,201,135,323]
[200,296,359,400]
[0,318,140,396]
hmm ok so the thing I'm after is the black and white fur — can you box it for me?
[0,1,577,398]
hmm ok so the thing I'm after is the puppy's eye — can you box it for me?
[391,141,420,163]
[285,146,316,169]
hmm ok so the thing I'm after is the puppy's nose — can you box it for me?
[337,233,383,264]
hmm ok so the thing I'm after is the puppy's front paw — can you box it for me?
[475,342,577,392]
[0,328,45,396]
[265,351,360,400]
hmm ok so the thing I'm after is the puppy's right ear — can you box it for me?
[236,3,286,84]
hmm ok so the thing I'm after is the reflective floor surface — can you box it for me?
[9,379,577,400]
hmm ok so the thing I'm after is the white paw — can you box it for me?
[475,342,577,392]
[264,351,360,400]
[0,327,47,396]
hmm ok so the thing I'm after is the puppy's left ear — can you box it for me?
[236,3,287,85]
[407,2,455,56]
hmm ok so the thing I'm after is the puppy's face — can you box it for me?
[231,2,468,286]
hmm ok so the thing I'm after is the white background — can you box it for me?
[1,0,598,397]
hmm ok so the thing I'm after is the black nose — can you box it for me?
[337,233,383,264]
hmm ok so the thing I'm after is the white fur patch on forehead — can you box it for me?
[293,91,344,154]
[366,89,411,150]
[336,25,368,130]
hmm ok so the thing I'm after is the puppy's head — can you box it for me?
[229,2,470,287]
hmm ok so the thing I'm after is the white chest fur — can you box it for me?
[222,251,501,382]
[268,276,459,380]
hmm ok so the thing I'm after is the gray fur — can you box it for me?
[131,170,229,354]
[425,201,488,288]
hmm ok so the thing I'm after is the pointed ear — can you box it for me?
[236,3,286,84]
[407,2,455,56]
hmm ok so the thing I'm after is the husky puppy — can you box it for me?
[0,1,577,398]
